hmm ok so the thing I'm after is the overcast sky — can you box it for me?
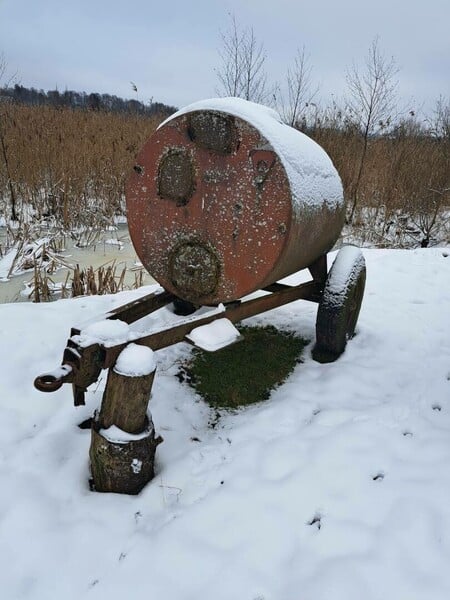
[1,0,448,115]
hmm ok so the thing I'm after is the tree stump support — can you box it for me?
[89,344,163,494]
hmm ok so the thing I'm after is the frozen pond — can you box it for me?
[0,224,156,303]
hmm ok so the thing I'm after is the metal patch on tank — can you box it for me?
[187,112,238,154]
[158,149,195,205]
[168,240,221,301]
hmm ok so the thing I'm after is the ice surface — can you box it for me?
[0,249,450,600]
[160,97,344,212]
[104,239,123,247]
[114,343,156,376]
[0,245,17,281]
[186,318,240,351]
[0,238,53,281]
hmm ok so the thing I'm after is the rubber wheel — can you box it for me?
[312,246,366,363]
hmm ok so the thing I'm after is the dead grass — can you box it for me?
[0,102,448,248]
[24,258,145,302]
[310,121,449,245]
[0,103,161,228]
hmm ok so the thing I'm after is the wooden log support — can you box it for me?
[99,367,156,433]
[89,344,163,495]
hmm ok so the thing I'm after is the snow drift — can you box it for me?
[0,247,449,600]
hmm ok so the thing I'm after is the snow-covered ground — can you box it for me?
[0,247,449,600]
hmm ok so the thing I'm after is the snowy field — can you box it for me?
[0,247,449,600]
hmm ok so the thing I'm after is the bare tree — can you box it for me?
[240,27,267,103]
[0,53,6,82]
[216,14,242,97]
[277,46,318,127]
[345,37,399,221]
[215,14,267,103]
[428,95,450,140]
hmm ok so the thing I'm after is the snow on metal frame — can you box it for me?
[160,97,344,213]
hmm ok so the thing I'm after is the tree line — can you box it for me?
[0,83,177,117]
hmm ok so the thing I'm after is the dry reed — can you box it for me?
[0,103,161,228]
[0,102,448,248]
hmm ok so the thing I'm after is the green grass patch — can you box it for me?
[181,325,308,410]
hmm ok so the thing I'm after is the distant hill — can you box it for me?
[0,84,178,117]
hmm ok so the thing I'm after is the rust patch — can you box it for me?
[188,112,237,154]
[169,240,221,301]
[250,149,276,186]
[158,149,195,204]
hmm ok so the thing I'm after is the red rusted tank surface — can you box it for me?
[126,98,345,305]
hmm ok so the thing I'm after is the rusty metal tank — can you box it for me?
[126,98,345,305]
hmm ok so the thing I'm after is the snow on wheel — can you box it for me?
[313,246,366,363]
